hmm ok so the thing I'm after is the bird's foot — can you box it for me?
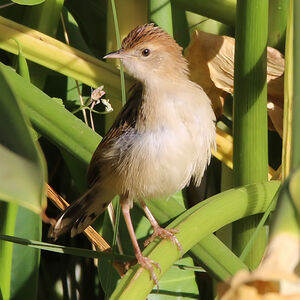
[136,253,161,286]
[144,226,183,256]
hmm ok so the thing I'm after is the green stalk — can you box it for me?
[106,0,147,128]
[282,0,293,180]
[111,181,280,300]
[109,0,126,106]
[0,203,18,300]
[172,0,236,27]
[292,0,300,169]
[149,0,173,35]
[106,0,147,54]
[268,0,289,51]
[266,0,300,272]
[146,195,247,281]
[232,0,269,269]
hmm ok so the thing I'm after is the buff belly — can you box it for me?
[111,124,201,199]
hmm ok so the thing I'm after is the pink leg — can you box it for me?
[121,197,161,285]
[140,200,183,255]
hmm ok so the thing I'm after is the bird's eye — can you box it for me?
[142,49,150,57]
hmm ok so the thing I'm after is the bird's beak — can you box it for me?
[103,49,125,59]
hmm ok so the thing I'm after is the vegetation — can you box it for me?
[0,0,298,299]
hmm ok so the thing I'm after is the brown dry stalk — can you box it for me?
[46,183,127,276]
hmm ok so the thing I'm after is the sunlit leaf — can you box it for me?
[11,0,45,5]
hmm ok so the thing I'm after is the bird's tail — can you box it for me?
[48,185,115,240]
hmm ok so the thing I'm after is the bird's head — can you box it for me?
[104,24,189,84]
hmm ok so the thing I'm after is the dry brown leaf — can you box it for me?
[185,30,228,118]
[218,234,300,300]
[185,30,285,136]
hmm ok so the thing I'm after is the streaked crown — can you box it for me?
[104,24,189,81]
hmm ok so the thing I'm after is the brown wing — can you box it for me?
[87,82,143,188]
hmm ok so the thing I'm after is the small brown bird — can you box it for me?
[49,23,216,284]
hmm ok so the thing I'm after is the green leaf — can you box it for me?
[0,15,127,99]
[0,63,45,213]
[0,61,100,166]
[11,0,45,5]
[64,0,107,57]
[10,208,41,300]
[12,38,30,81]
[0,54,45,300]
[0,234,133,262]
[149,257,199,299]
[0,202,18,300]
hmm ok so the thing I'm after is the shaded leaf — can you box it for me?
[10,208,41,300]
[149,257,199,299]
[0,62,45,213]
[0,51,45,300]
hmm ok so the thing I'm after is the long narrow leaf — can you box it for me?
[0,234,133,261]
[0,16,130,98]
[0,54,46,299]
[0,61,99,166]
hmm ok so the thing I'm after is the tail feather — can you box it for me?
[48,185,115,240]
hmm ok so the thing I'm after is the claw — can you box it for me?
[136,253,161,287]
[144,227,183,256]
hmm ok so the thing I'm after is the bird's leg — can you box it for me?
[121,196,161,285]
[140,200,183,255]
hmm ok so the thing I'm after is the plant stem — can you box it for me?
[0,202,18,300]
[282,0,293,180]
[292,0,300,169]
[232,0,269,269]
[109,0,126,106]
[268,0,289,51]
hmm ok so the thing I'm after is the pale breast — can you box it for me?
[119,124,197,198]
[115,102,213,198]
